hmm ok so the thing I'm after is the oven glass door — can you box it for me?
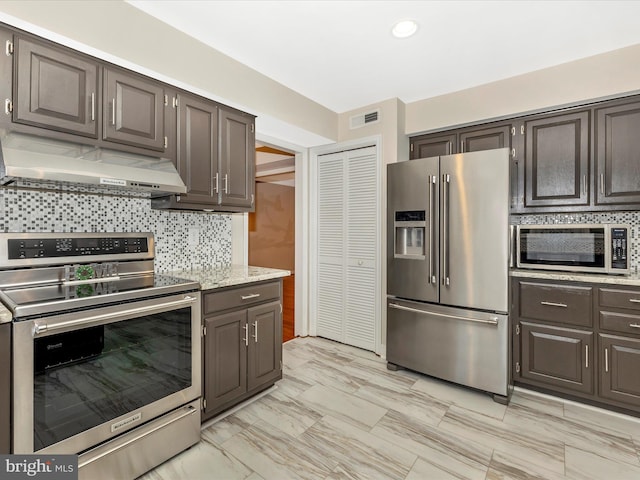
[13,292,200,454]
[519,227,605,268]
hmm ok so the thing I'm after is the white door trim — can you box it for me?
[309,135,383,354]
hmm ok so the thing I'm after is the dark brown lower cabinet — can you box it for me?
[599,334,640,408]
[513,277,640,415]
[520,321,593,395]
[202,281,282,421]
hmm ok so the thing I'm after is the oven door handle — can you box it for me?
[33,295,198,336]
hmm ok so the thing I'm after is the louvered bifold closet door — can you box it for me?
[316,152,346,342]
[315,146,378,352]
[345,147,377,350]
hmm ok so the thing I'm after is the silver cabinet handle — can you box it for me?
[630,299,640,304]
[605,347,609,372]
[428,175,436,284]
[581,174,587,196]
[388,303,498,325]
[600,173,605,195]
[442,174,450,287]
[540,301,568,308]
[629,324,640,329]
[111,98,116,126]
[91,92,95,121]
[585,345,589,368]
[460,140,464,153]
[242,323,249,346]
[213,173,219,194]
[224,174,229,194]
[241,293,260,300]
[252,320,258,343]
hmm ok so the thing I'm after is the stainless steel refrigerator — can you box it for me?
[386,148,511,402]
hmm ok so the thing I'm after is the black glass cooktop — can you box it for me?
[0,274,199,319]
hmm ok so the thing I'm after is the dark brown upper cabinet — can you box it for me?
[522,110,590,208]
[410,132,456,159]
[103,67,165,151]
[219,106,255,209]
[175,92,218,206]
[459,124,511,153]
[595,100,640,205]
[13,36,98,138]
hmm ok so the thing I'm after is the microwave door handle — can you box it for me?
[429,175,436,284]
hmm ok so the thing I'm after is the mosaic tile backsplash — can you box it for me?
[512,211,640,274]
[0,187,232,272]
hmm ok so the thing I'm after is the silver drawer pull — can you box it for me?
[540,301,568,308]
[629,324,640,329]
[241,293,260,300]
[630,299,640,304]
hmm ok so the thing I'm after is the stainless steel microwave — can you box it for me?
[516,224,630,275]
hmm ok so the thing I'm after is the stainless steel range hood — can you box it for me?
[0,131,186,195]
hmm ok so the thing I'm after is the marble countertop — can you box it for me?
[0,304,11,324]
[510,269,640,287]
[165,265,291,291]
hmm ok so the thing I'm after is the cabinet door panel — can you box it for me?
[459,125,510,153]
[103,68,165,151]
[524,111,589,207]
[203,311,247,414]
[176,93,218,205]
[219,108,255,209]
[410,133,457,159]
[521,322,593,394]
[595,101,640,205]
[600,334,640,408]
[247,301,282,391]
[14,37,98,137]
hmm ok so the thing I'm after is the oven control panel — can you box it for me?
[7,236,149,259]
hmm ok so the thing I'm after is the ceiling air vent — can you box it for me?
[349,109,380,129]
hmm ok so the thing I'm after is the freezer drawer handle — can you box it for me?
[540,301,567,308]
[388,303,498,325]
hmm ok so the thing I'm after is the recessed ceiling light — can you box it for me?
[391,19,418,39]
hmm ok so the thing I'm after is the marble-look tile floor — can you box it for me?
[140,337,640,480]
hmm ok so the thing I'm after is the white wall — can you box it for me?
[0,0,338,148]
[405,43,640,135]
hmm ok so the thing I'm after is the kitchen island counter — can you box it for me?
[165,265,290,291]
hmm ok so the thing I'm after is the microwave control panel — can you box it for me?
[611,227,628,270]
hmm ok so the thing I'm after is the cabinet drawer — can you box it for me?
[204,281,280,315]
[599,288,640,312]
[600,310,640,336]
[519,281,593,327]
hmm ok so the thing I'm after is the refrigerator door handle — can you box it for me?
[442,174,450,286]
[429,175,437,284]
[388,303,499,325]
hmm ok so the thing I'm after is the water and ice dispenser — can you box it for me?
[394,210,426,259]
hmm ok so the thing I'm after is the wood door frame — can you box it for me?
[235,134,309,339]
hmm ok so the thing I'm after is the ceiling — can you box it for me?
[127,0,640,114]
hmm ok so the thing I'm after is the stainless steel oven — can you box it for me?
[516,224,630,274]
[0,233,202,480]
